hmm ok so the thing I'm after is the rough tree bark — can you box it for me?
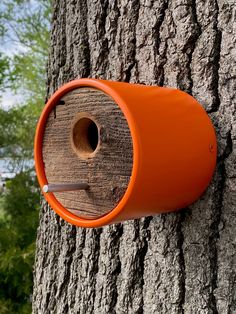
[33,0,236,313]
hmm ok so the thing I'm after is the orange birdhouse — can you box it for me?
[34,79,217,228]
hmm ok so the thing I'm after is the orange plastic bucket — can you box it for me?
[34,79,217,228]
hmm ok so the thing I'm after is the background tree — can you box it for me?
[0,1,51,313]
[0,0,51,163]
[33,1,235,313]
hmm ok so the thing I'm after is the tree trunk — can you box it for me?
[33,0,236,313]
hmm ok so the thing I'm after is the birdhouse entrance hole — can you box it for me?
[71,115,99,159]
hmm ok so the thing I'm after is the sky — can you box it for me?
[0,26,18,109]
[1,91,23,109]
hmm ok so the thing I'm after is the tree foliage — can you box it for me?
[0,54,9,91]
[0,172,40,314]
[0,0,51,312]
[0,0,51,97]
[0,102,40,168]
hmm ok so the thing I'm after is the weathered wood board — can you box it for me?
[42,88,133,218]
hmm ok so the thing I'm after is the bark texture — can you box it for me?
[33,0,236,313]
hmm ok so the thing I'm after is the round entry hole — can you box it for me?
[72,116,99,158]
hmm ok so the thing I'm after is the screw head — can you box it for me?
[209,144,214,153]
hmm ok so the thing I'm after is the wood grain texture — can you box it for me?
[33,0,236,313]
[42,88,133,218]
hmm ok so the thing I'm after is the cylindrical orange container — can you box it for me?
[34,79,217,228]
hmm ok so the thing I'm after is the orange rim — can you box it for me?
[34,79,139,228]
